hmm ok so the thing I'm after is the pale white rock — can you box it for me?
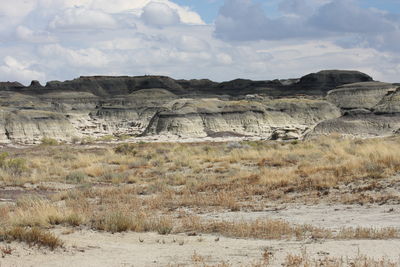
[327,82,397,110]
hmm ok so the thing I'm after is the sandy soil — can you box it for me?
[2,229,400,267]
[2,204,400,267]
[203,203,400,229]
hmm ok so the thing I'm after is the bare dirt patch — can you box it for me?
[1,228,400,267]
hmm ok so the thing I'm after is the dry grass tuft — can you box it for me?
[283,251,398,267]
[338,227,399,239]
[180,216,330,240]
[180,217,400,241]
[92,212,135,233]
[153,216,174,235]
[0,227,63,250]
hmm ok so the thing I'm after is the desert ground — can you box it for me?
[1,135,400,266]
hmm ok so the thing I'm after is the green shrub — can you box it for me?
[0,152,27,176]
[6,158,27,176]
[97,135,115,142]
[117,135,131,141]
[100,172,127,183]
[0,152,9,168]
[41,137,59,146]
[65,171,87,183]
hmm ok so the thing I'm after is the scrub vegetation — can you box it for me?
[1,135,400,265]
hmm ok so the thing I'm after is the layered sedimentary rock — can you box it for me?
[312,114,400,138]
[314,81,400,137]
[1,109,79,144]
[0,69,398,143]
[375,88,400,114]
[327,82,397,110]
[144,98,340,139]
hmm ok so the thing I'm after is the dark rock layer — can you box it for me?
[1,70,374,97]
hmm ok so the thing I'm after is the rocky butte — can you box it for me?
[0,70,399,144]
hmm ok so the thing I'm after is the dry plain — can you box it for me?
[1,135,400,266]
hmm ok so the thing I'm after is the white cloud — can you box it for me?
[141,2,180,27]
[49,7,118,30]
[0,0,399,85]
[177,36,210,52]
[60,0,204,25]
[16,26,56,43]
[216,53,233,65]
[0,56,45,83]
[0,0,36,23]
[39,44,109,68]
[91,0,204,24]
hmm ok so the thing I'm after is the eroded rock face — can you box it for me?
[313,81,400,138]
[44,76,186,96]
[2,109,79,144]
[0,70,398,144]
[374,88,400,114]
[312,114,400,138]
[144,98,341,139]
[327,82,397,110]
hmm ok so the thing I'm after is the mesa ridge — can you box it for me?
[0,70,398,144]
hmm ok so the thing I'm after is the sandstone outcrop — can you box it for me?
[143,98,340,139]
[313,80,400,138]
[0,70,398,144]
[327,82,397,110]
[312,114,400,138]
[374,88,400,114]
[1,109,79,144]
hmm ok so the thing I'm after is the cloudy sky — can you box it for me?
[0,0,400,85]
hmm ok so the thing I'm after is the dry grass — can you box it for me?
[1,135,400,253]
[91,211,156,233]
[185,250,399,267]
[8,196,84,228]
[0,227,63,250]
[3,190,398,243]
[3,135,400,197]
[282,251,398,267]
[179,216,400,241]
[180,216,326,240]
[337,227,399,239]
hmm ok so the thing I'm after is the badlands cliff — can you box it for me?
[0,70,399,144]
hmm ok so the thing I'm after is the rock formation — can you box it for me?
[0,70,398,144]
[327,82,397,110]
[313,80,400,137]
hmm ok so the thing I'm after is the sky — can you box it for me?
[0,0,400,85]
